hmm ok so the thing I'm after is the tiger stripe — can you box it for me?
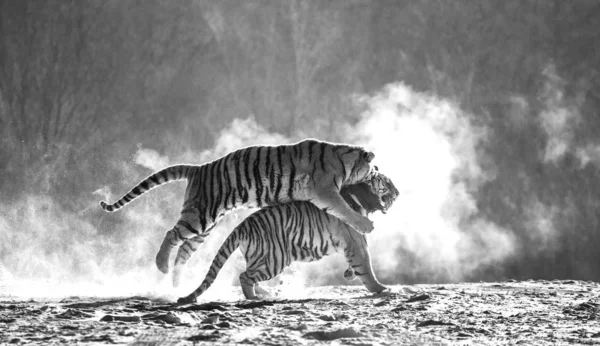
[100,139,377,275]
[177,178,398,303]
[99,165,194,212]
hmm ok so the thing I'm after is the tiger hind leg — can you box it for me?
[155,228,180,274]
[156,209,201,274]
[172,235,207,287]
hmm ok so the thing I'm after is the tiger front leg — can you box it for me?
[311,189,374,234]
[344,250,387,294]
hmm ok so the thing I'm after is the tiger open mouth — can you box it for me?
[379,196,393,214]
[347,193,369,217]
[340,170,398,216]
[367,172,398,214]
[379,194,396,214]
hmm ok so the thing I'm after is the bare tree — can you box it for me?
[0,0,216,198]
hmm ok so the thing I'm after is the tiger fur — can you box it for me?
[171,169,397,287]
[177,172,399,303]
[100,139,378,274]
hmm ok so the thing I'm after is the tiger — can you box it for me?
[172,168,397,287]
[177,171,399,303]
[100,139,378,274]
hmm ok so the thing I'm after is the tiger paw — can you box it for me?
[177,295,196,305]
[155,252,170,274]
[156,233,178,274]
[352,216,374,234]
[343,267,356,281]
[373,285,390,294]
[255,285,273,299]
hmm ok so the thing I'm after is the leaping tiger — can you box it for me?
[100,139,378,274]
[177,171,399,303]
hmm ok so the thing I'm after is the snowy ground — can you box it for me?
[1,280,599,345]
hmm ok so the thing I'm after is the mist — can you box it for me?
[1,1,599,299]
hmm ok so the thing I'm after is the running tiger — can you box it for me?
[100,139,378,274]
[177,171,398,303]
[171,169,397,287]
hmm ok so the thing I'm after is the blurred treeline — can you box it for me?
[1,0,599,281]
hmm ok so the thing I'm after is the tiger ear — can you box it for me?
[364,151,375,163]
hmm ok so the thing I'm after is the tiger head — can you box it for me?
[340,170,398,215]
[367,170,399,214]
